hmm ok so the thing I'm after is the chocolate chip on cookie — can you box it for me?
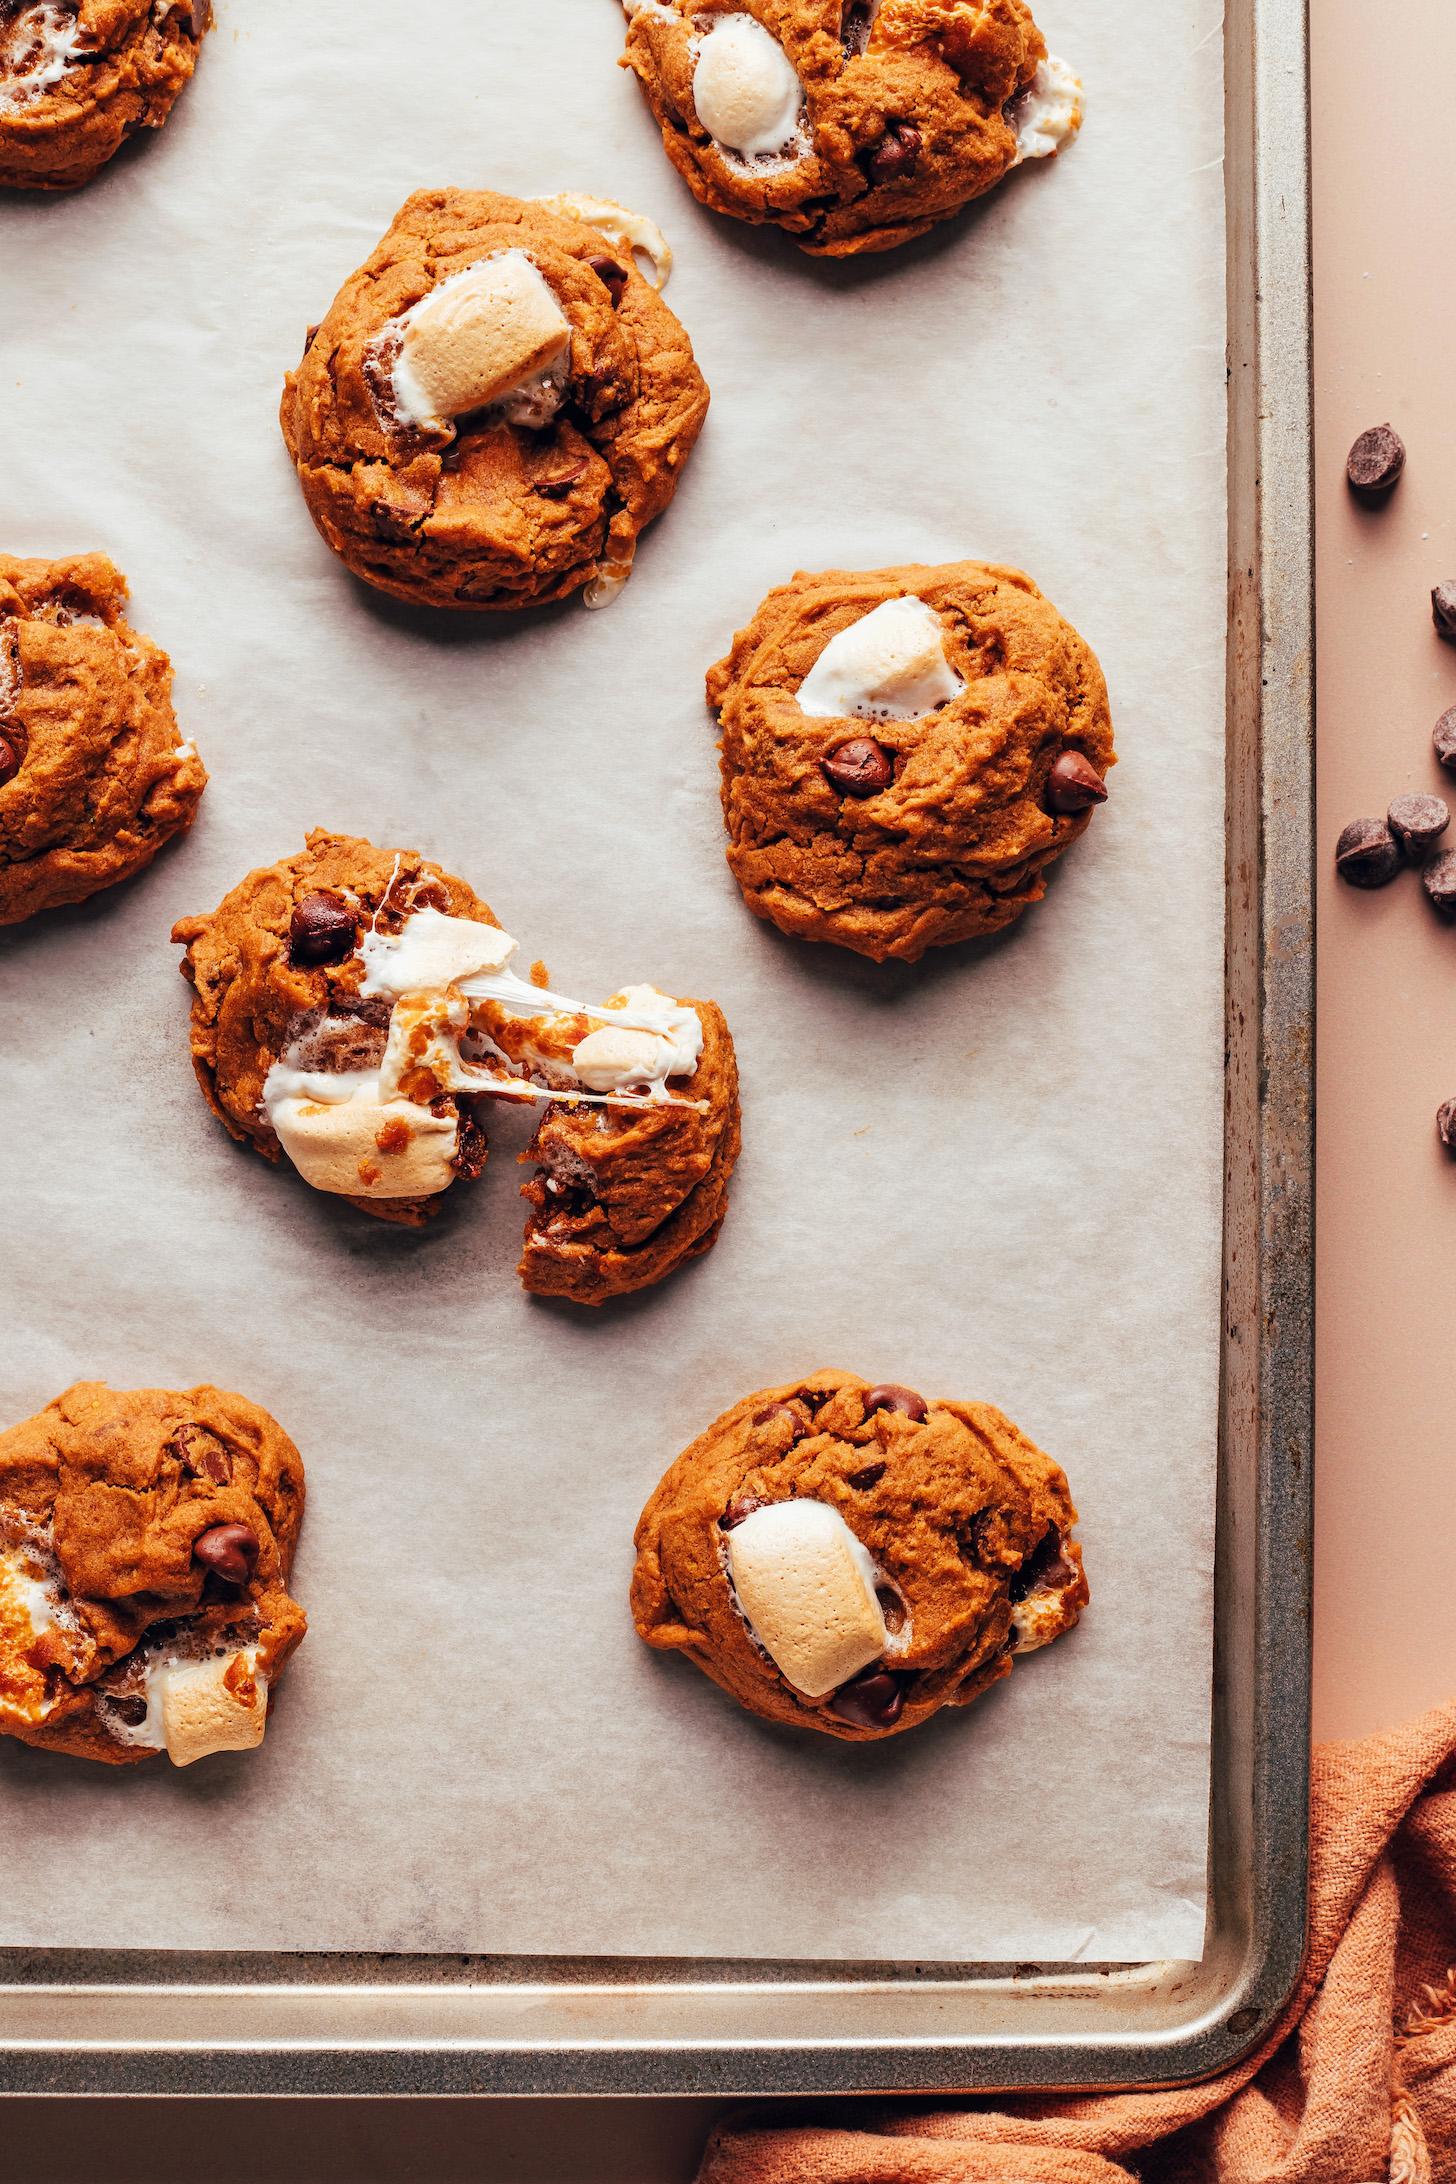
[632,1369,1087,1742]
[711,560,1115,961]
[821,737,893,798]
[620,0,1081,258]
[0,0,212,191]
[1046,750,1109,814]
[289,892,358,968]
[280,189,708,614]
[0,554,206,926]
[1346,424,1405,501]
[0,1383,305,1768]
[1388,794,1450,860]
[865,1384,927,1421]
[1334,818,1401,889]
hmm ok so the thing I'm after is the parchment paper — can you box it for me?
[0,0,1226,1963]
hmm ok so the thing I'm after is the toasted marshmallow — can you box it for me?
[534,191,674,290]
[157,1650,268,1768]
[359,907,519,1000]
[391,251,571,435]
[692,12,805,161]
[798,596,964,722]
[0,3,81,110]
[571,1024,673,1092]
[266,1076,459,1200]
[0,1547,59,1726]
[726,1500,888,1698]
[1009,56,1083,166]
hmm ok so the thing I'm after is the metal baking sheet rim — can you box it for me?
[0,0,1314,2098]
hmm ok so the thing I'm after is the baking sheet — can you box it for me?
[0,0,1226,1963]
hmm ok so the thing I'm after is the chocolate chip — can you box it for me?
[829,1667,910,1729]
[867,120,921,184]
[1046,750,1108,814]
[1334,818,1400,889]
[168,1425,232,1487]
[587,255,629,308]
[864,1384,928,1423]
[1346,423,1405,500]
[1008,1526,1064,1604]
[1423,849,1456,916]
[1433,585,1456,644]
[845,1461,886,1490]
[289,892,358,968]
[718,1493,761,1532]
[821,737,892,798]
[534,458,590,501]
[1434,710,1456,774]
[751,1401,804,1437]
[0,734,19,788]
[1388,793,1450,860]
[108,1694,149,1728]
[1438,1100,1456,1157]
[841,0,873,53]
[192,1523,258,1587]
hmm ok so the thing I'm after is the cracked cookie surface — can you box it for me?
[709,558,1115,962]
[0,552,206,925]
[619,0,1080,257]
[631,1367,1087,1741]
[0,1381,306,1767]
[0,0,210,192]
[279,188,710,612]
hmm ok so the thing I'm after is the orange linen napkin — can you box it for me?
[698,1700,1456,2184]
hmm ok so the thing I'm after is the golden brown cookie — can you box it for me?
[520,997,741,1304]
[0,552,206,926]
[280,188,710,612]
[632,1369,1086,1741]
[0,0,210,192]
[619,0,1081,257]
[709,559,1115,962]
[0,1381,306,1767]
[174,832,743,1292]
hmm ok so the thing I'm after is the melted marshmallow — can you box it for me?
[388,251,572,435]
[533,192,674,291]
[797,596,963,721]
[1008,56,1083,166]
[105,1646,268,1766]
[726,1501,889,1698]
[0,1545,60,1726]
[692,12,805,162]
[0,3,81,111]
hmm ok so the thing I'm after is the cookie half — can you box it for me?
[709,559,1115,961]
[174,831,742,1291]
[280,188,710,612]
[0,552,206,925]
[0,1,210,192]
[0,1381,306,1767]
[619,0,1081,257]
[632,1368,1087,1740]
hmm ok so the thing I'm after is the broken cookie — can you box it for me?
[280,187,709,612]
[631,1368,1087,1741]
[0,552,206,925]
[173,831,742,1297]
[0,1381,305,1767]
[710,558,1115,961]
[619,0,1081,258]
[0,0,211,192]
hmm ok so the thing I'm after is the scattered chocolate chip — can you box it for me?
[1008,1526,1062,1604]
[752,1401,803,1436]
[718,1493,761,1532]
[829,1666,911,1729]
[1434,710,1456,775]
[1423,849,1456,916]
[846,1461,886,1491]
[289,891,358,968]
[192,1523,258,1587]
[1346,423,1405,501]
[534,458,590,501]
[0,734,19,788]
[867,119,921,184]
[1388,793,1450,860]
[587,254,629,308]
[1046,750,1108,815]
[821,736,892,798]
[107,1694,149,1728]
[1334,817,1401,889]
[1438,1100,1456,1157]
[168,1424,231,1487]
[1433,585,1456,644]
[864,1384,928,1423]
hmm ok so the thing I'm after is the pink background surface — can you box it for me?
[8,0,1444,2170]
